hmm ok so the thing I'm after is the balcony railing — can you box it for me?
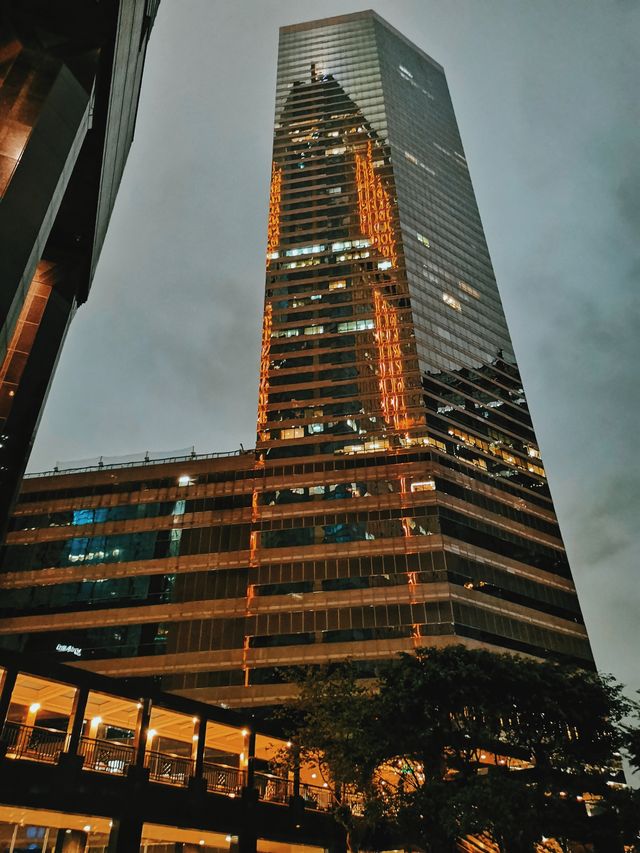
[2,722,67,763]
[255,771,295,805]
[0,725,342,813]
[79,735,135,775]
[203,761,245,796]
[300,782,334,812]
[254,773,336,812]
[146,749,193,786]
[342,788,365,816]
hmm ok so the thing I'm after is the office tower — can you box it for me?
[0,12,592,709]
[0,0,160,534]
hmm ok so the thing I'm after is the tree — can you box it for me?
[278,646,637,853]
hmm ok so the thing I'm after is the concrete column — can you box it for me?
[188,716,207,793]
[133,697,152,768]
[292,744,301,798]
[54,829,88,853]
[65,687,89,754]
[0,668,17,730]
[192,717,206,778]
[237,829,257,853]
[107,815,143,853]
[245,729,256,790]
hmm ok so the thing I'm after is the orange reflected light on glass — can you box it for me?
[257,302,272,441]
[373,289,409,431]
[354,141,397,267]
[266,163,282,264]
[0,262,52,426]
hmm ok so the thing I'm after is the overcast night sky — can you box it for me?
[28,1,639,692]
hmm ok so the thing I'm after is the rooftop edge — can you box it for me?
[279,10,444,73]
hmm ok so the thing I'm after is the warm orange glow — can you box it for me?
[0,262,52,425]
[249,530,259,568]
[354,142,397,266]
[242,635,251,687]
[373,289,409,431]
[266,163,282,263]
[256,302,272,441]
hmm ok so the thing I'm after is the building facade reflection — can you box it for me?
[0,0,160,535]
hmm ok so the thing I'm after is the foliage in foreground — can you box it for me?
[277,646,640,853]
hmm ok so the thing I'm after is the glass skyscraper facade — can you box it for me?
[0,12,592,708]
[0,0,159,535]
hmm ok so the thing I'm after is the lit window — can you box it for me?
[378,260,392,271]
[342,438,390,454]
[281,427,304,440]
[434,142,451,156]
[416,232,430,248]
[404,151,418,164]
[282,258,321,270]
[411,480,436,492]
[329,279,347,290]
[442,293,462,311]
[332,240,358,252]
[328,186,342,194]
[308,423,324,434]
[303,324,324,335]
[271,328,300,338]
[526,445,541,459]
[459,280,480,299]
[398,65,413,79]
[268,251,279,260]
[178,475,194,487]
[337,250,370,261]
[337,319,375,333]
[284,244,325,257]
[326,146,346,156]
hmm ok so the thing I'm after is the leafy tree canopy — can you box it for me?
[277,646,640,853]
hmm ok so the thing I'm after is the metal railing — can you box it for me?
[254,771,295,805]
[299,782,334,811]
[79,735,134,775]
[202,761,245,796]
[2,722,67,763]
[146,749,193,786]
[342,788,365,816]
[0,724,344,813]
[24,447,252,478]
[254,773,335,811]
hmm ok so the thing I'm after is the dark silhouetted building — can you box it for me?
[0,0,159,533]
[0,12,593,708]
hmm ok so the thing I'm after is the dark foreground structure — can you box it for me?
[0,0,159,534]
[0,651,342,852]
[0,12,593,709]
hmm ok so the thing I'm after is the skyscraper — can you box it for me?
[0,0,159,534]
[0,11,592,709]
